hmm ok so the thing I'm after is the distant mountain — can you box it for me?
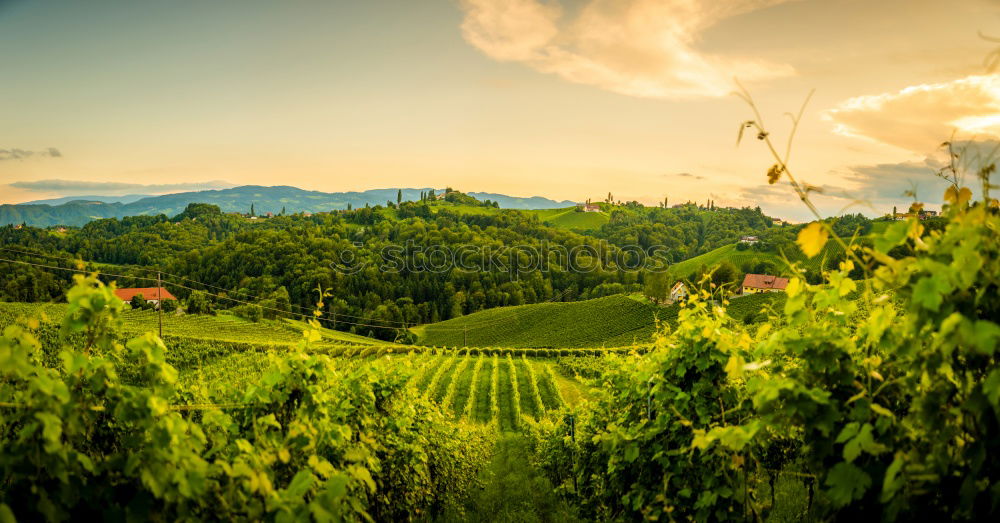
[0,186,578,227]
[20,194,153,206]
[467,192,575,209]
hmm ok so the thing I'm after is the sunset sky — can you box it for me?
[2,0,999,220]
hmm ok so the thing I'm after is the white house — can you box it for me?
[669,282,688,303]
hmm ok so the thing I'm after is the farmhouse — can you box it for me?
[578,203,601,212]
[739,235,759,244]
[741,274,788,294]
[669,282,688,303]
[115,287,177,307]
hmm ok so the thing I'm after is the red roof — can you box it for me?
[741,274,788,290]
[115,287,177,302]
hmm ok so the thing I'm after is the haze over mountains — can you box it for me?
[1,186,577,227]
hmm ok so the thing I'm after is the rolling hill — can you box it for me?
[666,244,788,280]
[413,295,674,349]
[1,185,578,227]
[413,292,786,349]
[527,207,610,231]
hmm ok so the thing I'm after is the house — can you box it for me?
[13,224,23,230]
[669,282,688,303]
[772,219,784,226]
[265,212,273,218]
[578,203,601,212]
[741,274,789,294]
[739,235,759,244]
[115,287,177,307]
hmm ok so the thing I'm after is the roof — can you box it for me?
[670,281,686,293]
[741,274,788,290]
[115,287,177,302]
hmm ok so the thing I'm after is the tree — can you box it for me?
[397,189,402,204]
[129,294,146,310]
[752,260,778,275]
[250,203,255,217]
[643,271,671,303]
[160,299,178,313]
[281,206,286,216]
[710,261,739,289]
[186,291,214,315]
[347,203,352,211]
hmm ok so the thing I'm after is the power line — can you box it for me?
[0,256,436,333]
[0,247,415,327]
[1,249,576,333]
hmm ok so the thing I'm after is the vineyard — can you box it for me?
[414,294,673,348]
[526,206,611,231]
[1,181,998,521]
[665,243,787,279]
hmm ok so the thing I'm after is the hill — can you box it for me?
[0,302,381,347]
[414,292,786,349]
[527,207,610,231]
[20,194,154,205]
[0,185,579,227]
[413,295,674,349]
[666,243,788,280]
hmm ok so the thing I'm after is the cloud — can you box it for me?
[826,74,1000,153]
[0,147,62,161]
[740,141,996,215]
[459,0,796,99]
[8,179,237,196]
[662,172,705,180]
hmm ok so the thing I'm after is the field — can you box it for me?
[413,294,673,348]
[525,206,610,231]
[413,292,785,349]
[0,301,591,428]
[666,243,788,280]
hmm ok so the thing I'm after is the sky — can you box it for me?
[2,0,999,220]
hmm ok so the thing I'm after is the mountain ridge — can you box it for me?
[1,185,578,227]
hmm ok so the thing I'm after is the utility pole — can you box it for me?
[157,271,163,338]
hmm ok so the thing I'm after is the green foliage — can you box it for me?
[0,275,494,520]
[129,293,147,310]
[185,291,213,315]
[160,298,178,313]
[525,177,1000,520]
[418,295,674,349]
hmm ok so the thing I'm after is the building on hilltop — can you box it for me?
[741,274,788,294]
[739,235,759,244]
[115,287,177,308]
[577,203,601,212]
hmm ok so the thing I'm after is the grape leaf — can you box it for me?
[797,222,828,258]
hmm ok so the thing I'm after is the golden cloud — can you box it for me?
[459,0,796,99]
[826,74,1000,153]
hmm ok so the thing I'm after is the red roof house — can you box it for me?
[741,274,789,293]
[115,287,177,303]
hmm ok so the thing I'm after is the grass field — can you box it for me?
[413,294,676,349]
[525,207,609,231]
[666,243,788,280]
[412,291,786,349]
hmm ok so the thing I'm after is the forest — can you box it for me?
[0,193,799,340]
